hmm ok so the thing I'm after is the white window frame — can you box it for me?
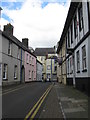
[74,15,78,38]
[71,23,73,44]
[82,45,87,70]
[47,65,51,70]
[70,57,73,74]
[14,65,17,79]
[32,57,34,66]
[29,70,31,79]
[26,54,29,64]
[76,50,80,72]
[3,64,8,80]
[29,56,31,65]
[8,41,12,55]
[78,3,83,31]
[68,30,70,47]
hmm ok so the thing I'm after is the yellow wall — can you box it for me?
[37,54,57,81]
[57,39,66,84]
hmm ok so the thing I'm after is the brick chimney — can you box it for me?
[22,38,29,48]
[3,23,14,36]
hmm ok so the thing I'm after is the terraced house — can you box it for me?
[57,1,90,95]
[0,23,37,86]
[0,24,25,86]
[22,38,36,82]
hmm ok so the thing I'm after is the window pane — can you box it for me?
[82,45,86,69]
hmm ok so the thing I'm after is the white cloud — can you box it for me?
[1,0,70,49]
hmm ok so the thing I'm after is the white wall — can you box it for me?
[75,38,88,78]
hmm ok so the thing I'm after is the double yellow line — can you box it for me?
[24,84,53,120]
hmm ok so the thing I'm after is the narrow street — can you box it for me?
[2,82,88,119]
[2,82,52,118]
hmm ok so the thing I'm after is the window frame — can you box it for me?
[14,65,17,79]
[47,65,51,70]
[3,64,8,80]
[26,54,29,64]
[78,3,83,31]
[76,50,80,73]
[29,70,31,79]
[8,41,12,55]
[29,56,31,65]
[71,23,73,44]
[82,45,87,71]
[74,15,78,38]
[68,30,70,47]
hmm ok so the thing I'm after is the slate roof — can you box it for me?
[0,30,36,58]
[34,48,55,56]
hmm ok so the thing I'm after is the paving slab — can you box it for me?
[55,83,88,119]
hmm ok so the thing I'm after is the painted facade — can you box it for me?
[46,56,57,81]
[57,1,90,95]
[57,39,66,84]
[36,60,42,81]
[24,51,36,82]
[0,24,25,86]
[35,48,57,82]
[37,56,46,80]
[0,23,37,86]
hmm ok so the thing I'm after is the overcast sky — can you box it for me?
[1,0,71,49]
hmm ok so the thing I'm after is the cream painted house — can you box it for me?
[35,48,57,81]
[57,39,66,84]
[46,56,57,81]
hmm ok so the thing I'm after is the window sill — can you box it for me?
[82,69,87,72]
[3,78,8,80]
[8,54,12,57]
[77,70,80,73]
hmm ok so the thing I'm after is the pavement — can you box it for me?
[39,82,88,119]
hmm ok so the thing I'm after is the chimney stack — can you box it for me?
[3,23,14,36]
[22,38,29,48]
